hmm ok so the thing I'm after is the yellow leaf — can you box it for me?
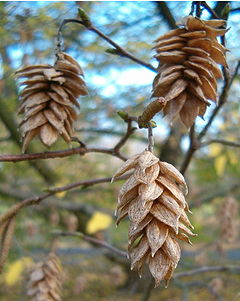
[86,211,112,234]
[4,257,33,286]
[55,180,68,198]
[214,154,227,177]
[227,149,238,165]
[209,143,223,157]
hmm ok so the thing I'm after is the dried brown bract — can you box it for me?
[27,252,63,301]
[219,196,238,244]
[16,52,88,152]
[112,150,195,287]
[153,16,228,127]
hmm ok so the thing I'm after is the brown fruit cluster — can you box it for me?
[112,150,195,287]
[27,252,63,301]
[219,196,238,244]
[153,16,228,127]
[16,52,88,152]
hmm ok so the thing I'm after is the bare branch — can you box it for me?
[0,108,142,163]
[52,230,127,258]
[113,120,136,153]
[201,2,221,19]
[180,60,240,175]
[180,123,199,175]
[201,139,240,148]
[58,18,157,73]
[174,265,240,279]
[0,175,128,226]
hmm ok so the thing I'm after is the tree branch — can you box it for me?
[0,118,139,163]
[52,230,127,258]
[154,1,177,29]
[113,120,136,153]
[174,265,240,279]
[0,98,57,183]
[0,174,129,226]
[58,18,157,73]
[180,60,240,175]
[180,124,199,175]
[201,139,240,148]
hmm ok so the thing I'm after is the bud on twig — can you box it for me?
[117,111,129,122]
[138,98,166,128]
[105,48,122,56]
[78,8,92,28]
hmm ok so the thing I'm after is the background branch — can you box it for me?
[201,139,240,148]
[52,230,127,258]
[0,118,138,163]
[180,58,240,175]
[174,265,240,278]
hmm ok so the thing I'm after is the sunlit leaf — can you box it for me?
[86,211,113,234]
[214,154,227,177]
[209,144,223,157]
[4,257,33,286]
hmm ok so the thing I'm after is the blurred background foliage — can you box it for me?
[0,1,240,300]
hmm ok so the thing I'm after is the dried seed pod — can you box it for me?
[219,196,238,244]
[153,15,228,127]
[27,252,63,301]
[0,216,16,273]
[112,150,195,287]
[16,52,88,152]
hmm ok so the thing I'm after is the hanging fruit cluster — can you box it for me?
[16,52,87,152]
[152,16,228,127]
[27,252,63,301]
[112,150,195,286]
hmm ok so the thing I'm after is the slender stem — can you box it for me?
[201,2,221,19]
[0,174,129,226]
[201,139,240,148]
[0,118,139,163]
[0,146,124,162]
[195,1,202,18]
[58,19,157,72]
[180,124,198,175]
[141,278,155,301]
[147,123,154,152]
[174,265,240,279]
[52,230,127,258]
[180,60,240,175]
[114,120,136,152]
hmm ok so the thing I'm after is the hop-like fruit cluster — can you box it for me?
[153,16,228,127]
[16,52,88,152]
[27,252,63,301]
[219,196,238,244]
[112,150,195,287]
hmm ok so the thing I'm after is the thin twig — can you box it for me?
[174,265,240,279]
[141,278,155,301]
[0,121,137,163]
[113,120,136,153]
[147,123,154,152]
[180,60,240,175]
[198,67,233,141]
[52,230,127,258]
[201,2,221,19]
[0,146,121,162]
[201,139,240,148]
[195,1,202,18]
[180,124,199,175]
[58,19,157,73]
[0,175,129,225]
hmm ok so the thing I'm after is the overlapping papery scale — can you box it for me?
[27,253,63,301]
[152,16,228,127]
[112,150,195,287]
[16,52,88,152]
